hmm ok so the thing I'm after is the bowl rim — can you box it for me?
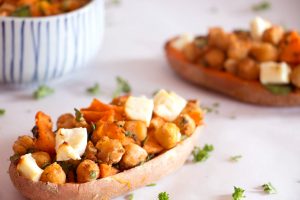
[0,0,100,21]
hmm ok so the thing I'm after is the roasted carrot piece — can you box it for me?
[33,111,55,154]
[99,164,119,178]
[91,121,125,144]
[279,31,300,64]
[143,131,163,154]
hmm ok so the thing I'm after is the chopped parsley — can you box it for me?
[74,108,84,122]
[192,144,214,163]
[0,109,5,116]
[91,122,96,132]
[33,85,54,99]
[146,183,157,187]
[229,155,242,162]
[264,84,293,95]
[12,6,31,17]
[126,193,134,200]
[261,182,277,194]
[202,102,220,114]
[252,1,271,11]
[113,76,131,98]
[89,171,97,179]
[232,186,245,200]
[87,83,100,95]
[158,192,169,200]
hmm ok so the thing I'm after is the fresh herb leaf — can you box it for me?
[9,154,20,163]
[33,85,54,99]
[158,192,169,200]
[0,109,5,116]
[195,36,208,48]
[126,193,134,200]
[91,122,96,132]
[41,162,51,169]
[229,155,242,162]
[212,102,219,107]
[113,76,131,98]
[147,183,156,187]
[74,108,84,122]
[192,144,214,163]
[89,170,97,179]
[264,84,293,95]
[252,1,271,11]
[12,6,31,17]
[261,182,277,194]
[232,186,245,200]
[87,83,100,95]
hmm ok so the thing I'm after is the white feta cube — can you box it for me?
[250,16,272,40]
[17,153,43,182]
[260,62,291,84]
[171,33,194,51]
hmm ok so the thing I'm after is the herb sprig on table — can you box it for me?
[86,83,100,95]
[0,109,5,116]
[158,192,169,200]
[229,155,242,162]
[113,76,131,97]
[252,1,271,11]
[232,186,245,200]
[261,182,277,194]
[33,85,55,99]
[192,144,214,163]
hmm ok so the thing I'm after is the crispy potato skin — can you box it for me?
[40,162,66,184]
[120,143,148,169]
[76,160,100,183]
[32,152,51,168]
[13,136,34,155]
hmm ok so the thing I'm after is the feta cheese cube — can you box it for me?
[55,128,87,161]
[125,96,154,126]
[260,62,291,84]
[17,153,43,182]
[171,33,194,51]
[250,16,272,40]
[153,90,187,122]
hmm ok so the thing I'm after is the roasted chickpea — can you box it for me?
[13,135,34,155]
[149,116,165,131]
[262,26,284,45]
[236,58,259,80]
[291,66,300,88]
[124,121,147,142]
[250,43,278,62]
[227,39,251,60]
[120,143,148,169]
[57,113,76,129]
[84,141,97,162]
[40,162,66,184]
[154,122,181,149]
[76,159,100,183]
[224,59,238,75]
[96,136,125,165]
[181,100,204,126]
[32,152,51,168]
[208,27,231,50]
[182,42,200,62]
[204,48,225,70]
[174,114,196,136]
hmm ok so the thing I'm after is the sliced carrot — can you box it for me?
[99,164,119,178]
[91,121,125,144]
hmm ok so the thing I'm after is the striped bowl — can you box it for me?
[0,0,104,85]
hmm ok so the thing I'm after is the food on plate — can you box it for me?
[165,17,300,106]
[0,0,90,17]
[9,90,204,200]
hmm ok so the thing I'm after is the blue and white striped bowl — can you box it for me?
[0,0,104,85]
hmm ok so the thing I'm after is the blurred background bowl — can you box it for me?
[0,0,104,85]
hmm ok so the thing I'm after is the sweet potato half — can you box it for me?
[165,38,300,106]
[9,128,202,200]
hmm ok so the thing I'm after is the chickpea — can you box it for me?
[124,121,147,142]
[96,136,125,165]
[76,159,100,183]
[262,26,284,45]
[154,122,181,149]
[13,135,34,155]
[57,113,76,129]
[40,162,66,184]
[84,141,97,162]
[291,66,300,88]
[250,43,278,62]
[208,27,231,50]
[120,143,148,169]
[227,39,251,60]
[181,100,204,126]
[182,42,200,62]
[149,116,165,131]
[236,58,259,80]
[174,114,196,136]
[224,59,238,75]
[31,152,51,168]
[204,48,225,70]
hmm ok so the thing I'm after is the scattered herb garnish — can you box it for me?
[229,115,237,120]
[202,102,220,114]
[264,85,293,95]
[126,193,134,200]
[146,183,157,187]
[124,131,137,141]
[9,154,20,164]
[41,162,51,169]
[89,171,97,179]
[87,83,100,95]
[12,6,31,17]
[192,144,214,163]
[0,109,5,116]
[74,108,84,122]
[229,155,243,162]
[232,186,245,200]
[261,182,277,194]
[33,85,54,99]
[113,76,131,98]
[91,122,96,131]
[252,1,271,12]
[158,192,169,200]
[180,134,188,141]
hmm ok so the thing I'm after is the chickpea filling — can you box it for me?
[10,91,204,184]
[171,17,300,94]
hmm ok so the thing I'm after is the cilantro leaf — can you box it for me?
[229,155,242,162]
[192,144,214,163]
[0,109,5,116]
[264,84,293,95]
[33,85,54,99]
[12,6,31,17]
[146,183,156,187]
[113,76,131,97]
[158,192,169,200]
[87,83,100,95]
[126,193,134,200]
[252,1,271,11]
[74,108,84,122]
[232,186,245,200]
[261,182,277,194]
[89,170,97,179]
